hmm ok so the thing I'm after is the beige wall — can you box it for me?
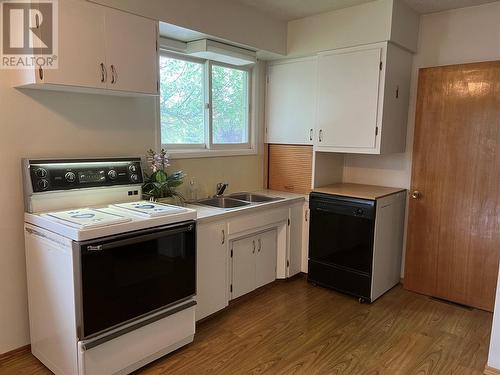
[91,0,287,55]
[0,75,157,353]
[169,155,264,199]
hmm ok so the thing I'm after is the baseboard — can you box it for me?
[0,344,31,362]
[485,365,500,375]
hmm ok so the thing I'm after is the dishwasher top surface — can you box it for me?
[312,183,406,201]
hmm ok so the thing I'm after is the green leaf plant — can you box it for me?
[142,149,185,201]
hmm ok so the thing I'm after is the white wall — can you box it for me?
[488,267,500,370]
[287,0,418,57]
[343,1,500,276]
[343,1,500,189]
[90,0,287,55]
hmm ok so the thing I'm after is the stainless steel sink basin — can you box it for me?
[229,192,283,203]
[195,197,250,208]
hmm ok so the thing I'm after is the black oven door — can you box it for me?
[74,221,196,339]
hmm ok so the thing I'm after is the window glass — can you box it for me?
[211,65,249,144]
[159,56,205,145]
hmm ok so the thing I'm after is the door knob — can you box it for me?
[411,190,422,199]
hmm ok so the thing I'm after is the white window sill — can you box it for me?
[166,148,258,159]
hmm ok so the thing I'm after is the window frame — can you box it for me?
[158,50,255,158]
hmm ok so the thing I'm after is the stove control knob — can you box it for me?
[38,179,49,190]
[35,168,47,178]
[129,165,137,173]
[65,172,76,183]
[130,173,139,183]
[355,208,364,216]
[108,170,117,180]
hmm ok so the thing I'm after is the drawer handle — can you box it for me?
[309,129,313,141]
[319,129,323,142]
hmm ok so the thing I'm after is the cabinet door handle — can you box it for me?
[100,63,107,83]
[319,129,323,142]
[221,229,225,244]
[38,66,44,80]
[110,64,117,84]
[309,129,313,141]
[305,209,308,222]
[258,238,261,252]
[252,240,256,254]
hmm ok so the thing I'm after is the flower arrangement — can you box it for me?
[142,149,185,201]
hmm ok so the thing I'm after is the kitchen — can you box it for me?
[0,0,499,374]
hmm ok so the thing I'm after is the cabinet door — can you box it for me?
[42,0,106,88]
[232,236,256,299]
[104,8,158,94]
[288,204,304,277]
[316,47,382,149]
[266,58,317,145]
[256,230,277,289]
[196,221,228,321]
[301,203,310,273]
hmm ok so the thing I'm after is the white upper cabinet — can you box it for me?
[42,0,106,89]
[266,57,317,145]
[104,8,158,94]
[15,0,158,96]
[315,42,412,154]
[316,46,381,150]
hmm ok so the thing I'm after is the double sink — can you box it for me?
[194,193,283,209]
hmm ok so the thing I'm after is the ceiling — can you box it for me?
[237,0,499,20]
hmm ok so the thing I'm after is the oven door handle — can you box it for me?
[87,224,194,251]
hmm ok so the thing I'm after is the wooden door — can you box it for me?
[256,230,277,289]
[43,0,106,88]
[196,221,228,321]
[104,8,158,94]
[231,236,256,299]
[266,58,317,145]
[316,47,382,149]
[404,61,500,311]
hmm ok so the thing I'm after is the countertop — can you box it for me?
[187,190,306,223]
[313,183,406,200]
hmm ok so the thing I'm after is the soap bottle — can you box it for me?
[189,177,198,201]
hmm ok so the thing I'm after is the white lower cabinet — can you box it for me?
[256,230,278,289]
[195,201,305,320]
[196,220,228,321]
[231,229,277,299]
[301,202,310,273]
[288,203,305,277]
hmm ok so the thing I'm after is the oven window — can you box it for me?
[80,223,196,337]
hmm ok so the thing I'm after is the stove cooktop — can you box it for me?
[44,208,131,229]
[111,201,188,217]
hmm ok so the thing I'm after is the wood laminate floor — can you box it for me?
[0,277,493,374]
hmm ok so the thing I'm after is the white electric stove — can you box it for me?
[23,157,197,375]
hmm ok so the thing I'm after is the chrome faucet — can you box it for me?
[215,182,229,197]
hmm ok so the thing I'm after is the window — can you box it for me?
[159,53,252,154]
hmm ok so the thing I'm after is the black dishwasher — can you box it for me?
[308,192,375,302]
